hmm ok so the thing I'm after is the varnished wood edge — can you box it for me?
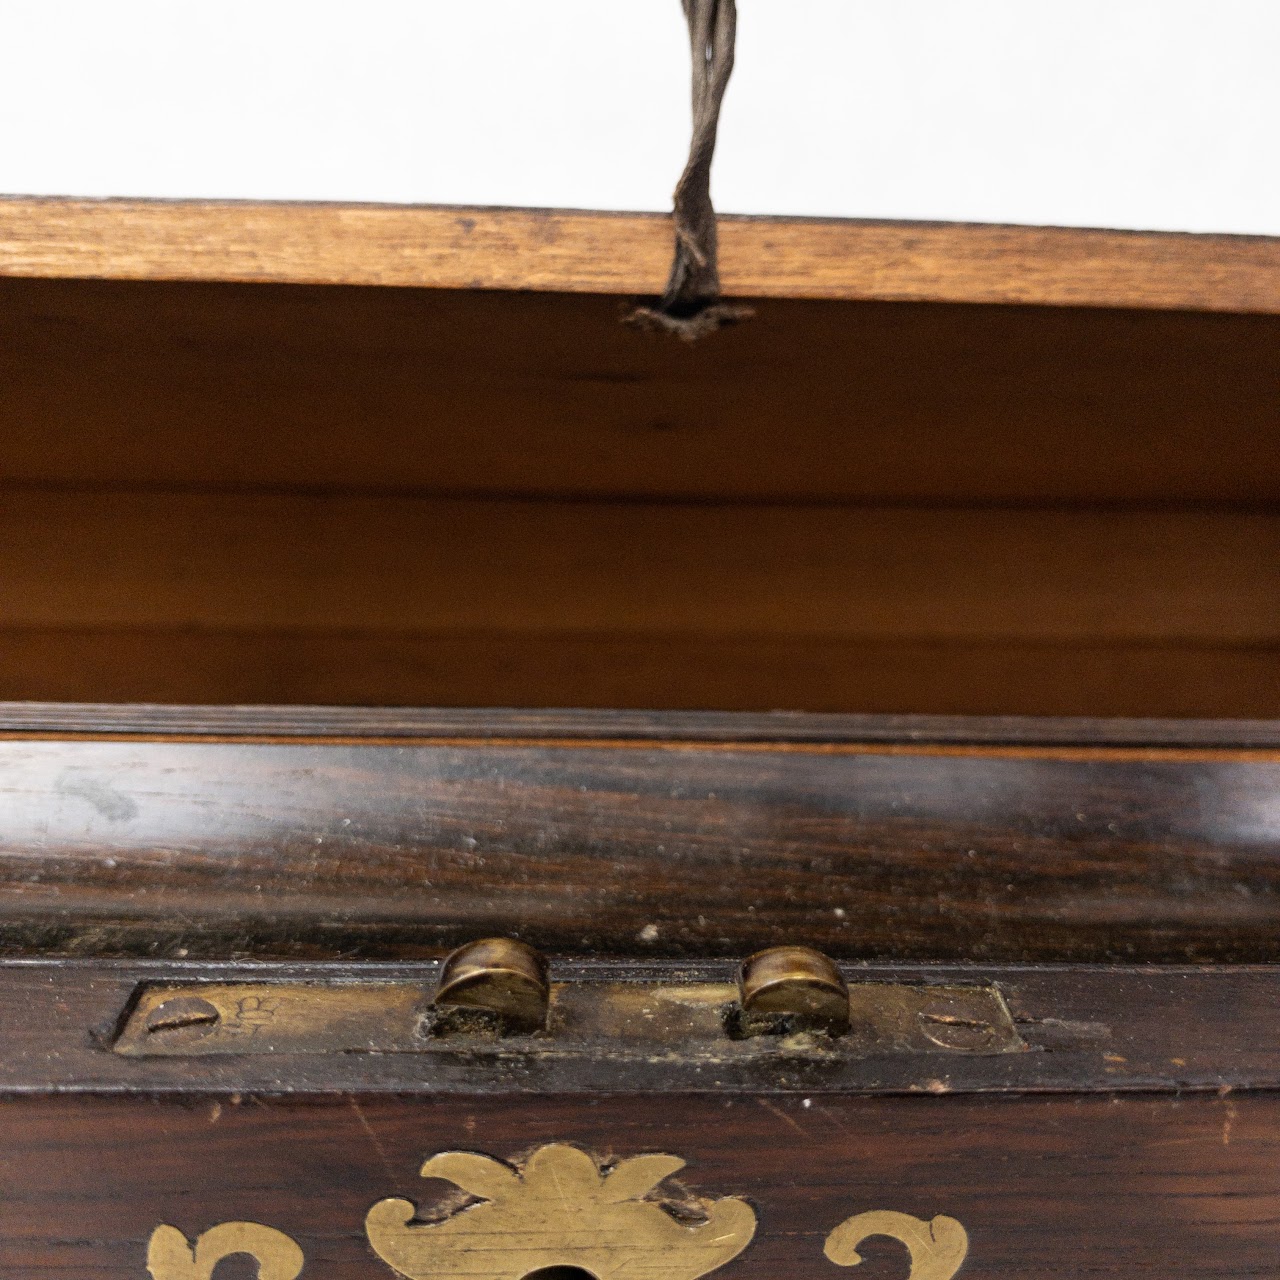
[2,198,1279,313]
[1,703,1278,749]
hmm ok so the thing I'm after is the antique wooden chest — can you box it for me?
[0,198,1278,1278]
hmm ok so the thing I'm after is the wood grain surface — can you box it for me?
[2,732,1279,961]
[4,279,1276,508]
[1,629,1276,716]
[2,493,1273,640]
[0,489,1273,713]
[1,1091,1276,1278]
[3,198,1279,312]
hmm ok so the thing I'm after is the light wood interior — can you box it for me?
[1,271,1277,714]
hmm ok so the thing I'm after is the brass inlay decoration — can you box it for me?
[825,1210,969,1280]
[141,1157,972,1280]
[365,1143,757,1280]
[146,1222,305,1280]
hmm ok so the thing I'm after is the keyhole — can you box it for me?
[210,1257,262,1280]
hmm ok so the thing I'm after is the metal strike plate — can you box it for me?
[114,979,1024,1060]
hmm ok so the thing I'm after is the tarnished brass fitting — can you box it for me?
[432,937,550,1035]
[735,945,850,1037]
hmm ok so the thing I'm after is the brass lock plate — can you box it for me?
[114,978,1024,1060]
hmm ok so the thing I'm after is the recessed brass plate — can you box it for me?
[115,978,1023,1060]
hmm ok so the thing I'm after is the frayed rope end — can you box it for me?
[624,300,754,342]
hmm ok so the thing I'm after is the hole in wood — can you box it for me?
[521,1268,599,1280]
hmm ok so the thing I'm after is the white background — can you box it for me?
[2,0,1277,234]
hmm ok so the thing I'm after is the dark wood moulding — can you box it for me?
[5,701,1280,745]
[1,705,1278,962]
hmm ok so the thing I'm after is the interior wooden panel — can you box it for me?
[0,630,1274,714]
[2,493,1273,636]
[0,491,1273,712]
[2,277,1278,505]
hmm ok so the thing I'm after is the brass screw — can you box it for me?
[433,938,550,1035]
[736,945,851,1037]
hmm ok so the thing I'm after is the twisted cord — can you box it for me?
[629,0,752,340]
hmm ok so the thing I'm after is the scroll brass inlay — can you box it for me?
[146,1222,304,1280]
[365,1143,757,1280]
[825,1210,969,1280]
[141,1158,973,1280]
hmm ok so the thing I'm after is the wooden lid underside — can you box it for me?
[0,200,1276,716]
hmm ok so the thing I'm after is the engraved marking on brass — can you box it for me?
[736,945,851,1036]
[825,1210,969,1280]
[432,937,550,1035]
[146,1222,304,1280]
[365,1143,757,1280]
[116,983,431,1056]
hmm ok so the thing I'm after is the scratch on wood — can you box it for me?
[755,1098,807,1137]
[348,1095,397,1181]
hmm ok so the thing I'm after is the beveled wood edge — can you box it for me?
[2,197,1279,313]
[0,702,1277,747]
